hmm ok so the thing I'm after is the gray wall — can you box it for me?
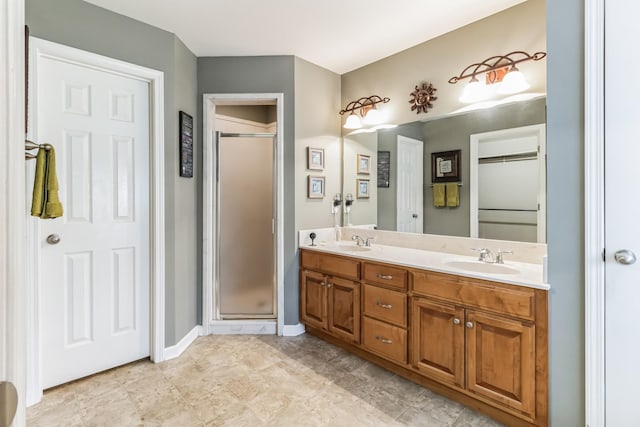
[26,0,200,347]
[197,56,299,324]
[546,0,585,424]
[341,0,546,129]
[294,57,342,231]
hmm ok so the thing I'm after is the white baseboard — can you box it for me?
[282,323,305,336]
[208,320,276,335]
[164,325,202,361]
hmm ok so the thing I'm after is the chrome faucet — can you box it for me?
[495,249,513,264]
[365,237,376,247]
[471,248,513,264]
[352,235,366,246]
[472,248,495,263]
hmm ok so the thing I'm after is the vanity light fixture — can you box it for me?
[339,95,390,129]
[449,51,546,103]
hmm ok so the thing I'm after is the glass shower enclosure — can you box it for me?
[215,131,276,319]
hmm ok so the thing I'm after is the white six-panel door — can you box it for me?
[396,136,423,233]
[604,0,640,424]
[36,55,150,388]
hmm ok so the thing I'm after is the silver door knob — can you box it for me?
[466,321,474,328]
[46,234,61,245]
[615,250,636,265]
[453,318,461,325]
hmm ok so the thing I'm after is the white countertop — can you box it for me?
[300,241,549,291]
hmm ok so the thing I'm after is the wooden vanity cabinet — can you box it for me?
[411,298,465,389]
[411,270,543,423]
[299,249,548,427]
[300,252,361,344]
[465,310,536,417]
[361,262,409,364]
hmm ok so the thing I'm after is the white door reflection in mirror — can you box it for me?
[469,124,546,243]
[397,136,423,233]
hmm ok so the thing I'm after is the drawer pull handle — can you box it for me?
[375,336,393,345]
[453,318,461,325]
[376,273,393,280]
[375,301,393,309]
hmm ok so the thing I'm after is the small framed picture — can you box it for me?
[357,179,370,198]
[179,111,194,178]
[357,154,371,174]
[307,176,325,199]
[307,147,325,171]
[377,151,390,188]
[431,149,461,183]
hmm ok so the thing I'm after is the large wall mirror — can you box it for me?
[342,96,547,243]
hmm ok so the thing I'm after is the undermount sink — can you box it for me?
[334,244,372,252]
[444,260,520,275]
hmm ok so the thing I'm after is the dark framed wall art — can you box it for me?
[179,111,193,178]
[431,149,461,183]
[377,151,390,188]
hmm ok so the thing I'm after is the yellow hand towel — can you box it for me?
[30,148,46,217]
[31,147,63,219]
[433,183,445,207]
[446,182,460,207]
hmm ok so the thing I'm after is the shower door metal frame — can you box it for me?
[214,131,277,320]
[202,92,285,336]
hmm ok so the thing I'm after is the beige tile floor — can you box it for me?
[27,334,503,427]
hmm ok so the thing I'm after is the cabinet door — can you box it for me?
[300,270,327,330]
[466,310,535,418]
[411,298,465,389]
[327,276,361,343]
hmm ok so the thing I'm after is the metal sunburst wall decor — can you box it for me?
[409,82,438,114]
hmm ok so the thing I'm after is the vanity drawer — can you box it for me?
[362,317,407,364]
[411,270,535,321]
[363,262,407,290]
[363,284,407,327]
[301,250,360,280]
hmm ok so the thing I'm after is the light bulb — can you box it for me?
[343,113,362,129]
[363,107,384,125]
[459,77,490,103]
[497,66,530,94]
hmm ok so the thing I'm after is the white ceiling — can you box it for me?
[84,0,525,74]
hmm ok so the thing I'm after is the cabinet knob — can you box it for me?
[375,336,393,345]
[320,281,326,287]
[453,318,461,325]
[466,321,474,328]
[375,301,393,309]
[327,283,332,288]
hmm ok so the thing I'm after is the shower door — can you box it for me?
[216,131,276,318]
